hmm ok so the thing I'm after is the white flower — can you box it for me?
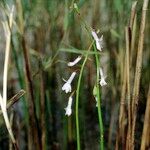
[68,56,82,67]
[91,31,103,51]
[95,96,98,107]
[99,68,107,86]
[62,82,71,93]
[65,96,73,116]
[62,72,76,93]
[100,78,107,86]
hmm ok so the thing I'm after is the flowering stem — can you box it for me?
[74,3,104,149]
[76,43,93,150]
[93,44,104,150]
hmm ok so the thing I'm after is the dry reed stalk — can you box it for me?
[130,15,137,72]
[15,0,41,149]
[131,0,149,149]
[2,7,14,108]
[125,27,131,150]
[22,36,41,150]
[115,135,119,150]
[9,112,14,150]
[129,1,137,30]
[117,2,138,148]
[140,85,150,150]
[129,1,137,68]
[34,25,47,150]
[0,6,19,149]
[126,6,137,149]
[40,65,46,150]
[0,90,26,115]
[116,52,127,149]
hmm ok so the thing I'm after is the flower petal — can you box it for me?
[62,83,71,93]
[100,78,107,86]
[91,31,99,41]
[68,56,82,67]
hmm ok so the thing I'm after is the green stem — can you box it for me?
[93,44,104,150]
[76,42,93,150]
[76,56,87,150]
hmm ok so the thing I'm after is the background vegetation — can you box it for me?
[0,0,149,149]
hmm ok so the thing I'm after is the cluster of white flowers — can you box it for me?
[62,56,82,116]
[91,30,107,106]
[62,30,107,112]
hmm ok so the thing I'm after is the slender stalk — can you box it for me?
[22,36,41,150]
[0,6,18,149]
[2,6,14,108]
[0,95,15,142]
[125,27,131,150]
[93,44,104,150]
[131,0,149,149]
[129,1,137,64]
[129,1,137,30]
[116,57,126,149]
[39,61,46,150]
[75,55,88,150]
[9,112,14,150]
[15,1,40,148]
[76,43,93,150]
[140,85,150,150]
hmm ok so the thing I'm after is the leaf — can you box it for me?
[59,48,101,55]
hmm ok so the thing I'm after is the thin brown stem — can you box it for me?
[39,62,46,150]
[129,1,137,30]
[125,27,131,150]
[140,85,150,150]
[116,47,127,150]
[22,36,41,150]
[131,0,149,149]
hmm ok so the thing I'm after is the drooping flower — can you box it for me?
[91,31,103,51]
[65,96,73,116]
[68,56,82,67]
[95,96,98,107]
[62,72,76,93]
[99,67,107,86]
